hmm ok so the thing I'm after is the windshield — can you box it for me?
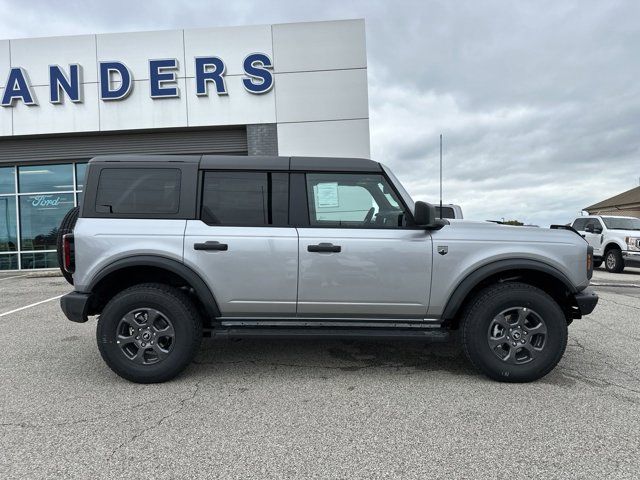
[602,217,640,230]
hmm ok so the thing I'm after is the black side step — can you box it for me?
[209,327,451,341]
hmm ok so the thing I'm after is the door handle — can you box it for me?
[194,241,228,251]
[308,243,341,253]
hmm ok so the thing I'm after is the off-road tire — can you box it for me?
[97,283,202,383]
[461,282,568,383]
[56,206,80,285]
[604,248,624,273]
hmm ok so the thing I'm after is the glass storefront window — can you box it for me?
[18,164,74,193]
[75,163,88,190]
[0,254,18,270]
[0,167,16,194]
[0,196,17,252]
[19,193,74,250]
[20,252,58,269]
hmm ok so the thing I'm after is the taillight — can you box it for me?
[62,233,75,273]
[586,245,593,280]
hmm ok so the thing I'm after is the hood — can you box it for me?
[436,219,585,245]
[607,229,640,238]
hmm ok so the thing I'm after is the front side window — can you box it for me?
[95,168,181,215]
[306,173,408,228]
[572,218,588,231]
[201,171,288,226]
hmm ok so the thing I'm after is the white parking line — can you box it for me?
[0,294,64,317]
[0,275,27,282]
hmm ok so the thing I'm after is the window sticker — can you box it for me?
[316,182,339,208]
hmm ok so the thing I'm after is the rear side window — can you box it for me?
[436,206,455,219]
[200,171,288,226]
[95,168,181,214]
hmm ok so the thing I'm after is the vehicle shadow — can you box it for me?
[192,336,476,377]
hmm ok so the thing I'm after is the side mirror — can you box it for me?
[585,224,594,233]
[414,201,447,230]
[593,226,603,234]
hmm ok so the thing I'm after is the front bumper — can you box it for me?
[60,291,90,323]
[573,287,599,316]
[622,250,640,267]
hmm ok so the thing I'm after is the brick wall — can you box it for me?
[247,124,278,156]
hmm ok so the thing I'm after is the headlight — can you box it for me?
[625,237,640,251]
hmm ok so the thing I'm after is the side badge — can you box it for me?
[437,246,448,256]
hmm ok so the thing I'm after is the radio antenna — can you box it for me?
[439,134,443,219]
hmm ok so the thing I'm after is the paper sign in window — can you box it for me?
[316,182,339,208]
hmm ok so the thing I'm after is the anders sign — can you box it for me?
[0,53,273,107]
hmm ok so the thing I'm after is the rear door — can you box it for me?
[183,170,298,317]
[295,171,432,319]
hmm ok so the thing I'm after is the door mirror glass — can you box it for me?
[585,224,594,233]
[593,225,603,234]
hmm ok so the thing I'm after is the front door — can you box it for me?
[584,219,604,256]
[296,172,432,318]
[184,170,298,316]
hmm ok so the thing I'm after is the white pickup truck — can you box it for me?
[571,215,640,272]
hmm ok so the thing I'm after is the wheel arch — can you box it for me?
[441,259,578,327]
[86,255,221,321]
[603,240,623,253]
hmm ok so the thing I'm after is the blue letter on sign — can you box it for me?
[49,64,83,104]
[149,59,180,98]
[194,57,227,96]
[242,53,273,94]
[99,62,133,100]
[1,67,37,106]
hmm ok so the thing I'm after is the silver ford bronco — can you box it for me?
[58,155,598,383]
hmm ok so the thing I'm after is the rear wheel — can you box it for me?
[604,248,624,273]
[56,206,79,285]
[97,283,202,383]
[461,282,567,382]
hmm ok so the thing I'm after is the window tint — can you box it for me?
[201,171,288,226]
[572,218,588,231]
[306,173,408,228]
[18,164,74,193]
[0,167,15,194]
[95,168,181,215]
[0,196,17,251]
[75,163,88,190]
[19,193,75,250]
[436,206,455,219]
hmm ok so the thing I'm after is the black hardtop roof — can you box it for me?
[89,155,382,172]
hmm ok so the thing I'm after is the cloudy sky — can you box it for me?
[1,0,638,226]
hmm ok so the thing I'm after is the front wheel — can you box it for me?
[97,283,202,383]
[604,249,624,273]
[461,282,567,382]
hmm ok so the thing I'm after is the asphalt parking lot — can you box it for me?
[1,269,639,479]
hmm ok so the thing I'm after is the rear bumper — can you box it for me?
[60,291,90,323]
[573,287,598,316]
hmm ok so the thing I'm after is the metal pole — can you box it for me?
[439,134,443,219]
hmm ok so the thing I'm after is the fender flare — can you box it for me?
[87,255,221,318]
[441,258,577,320]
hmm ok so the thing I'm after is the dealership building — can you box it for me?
[0,19,370,270]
